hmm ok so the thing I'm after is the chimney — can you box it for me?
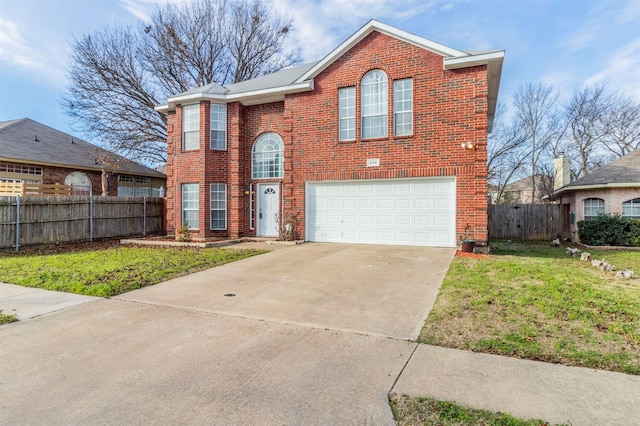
[553,152,570,190]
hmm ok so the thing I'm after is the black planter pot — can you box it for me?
[460,241,476,253]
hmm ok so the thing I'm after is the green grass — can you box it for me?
[0,246,266,297]
[0,310,18,324]
[420,241,640,375]
[390,394,567,426]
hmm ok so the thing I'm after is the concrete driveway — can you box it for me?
[0,243,454,425]
[117,243,454,339]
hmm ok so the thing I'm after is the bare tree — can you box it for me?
[600,94,640,157]
[62,0,299,165]
[487,103,529,203]
[564,83,613,177]
[513,82,564,203]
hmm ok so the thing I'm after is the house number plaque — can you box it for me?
[366,158,380,167]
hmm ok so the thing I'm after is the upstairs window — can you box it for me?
[338,87,355,141]
[361,70,388,139]
[210,103,227,150]
[252,133,284,179]
[182,104,200,150]
[583,198,604,219]
[622,198,640,219]
[394,78,413,136]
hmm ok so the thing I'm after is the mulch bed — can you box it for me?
[0,238,124,257]
[456,250,491,259]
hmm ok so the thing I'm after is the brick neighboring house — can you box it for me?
[553,150,640,241]
[156,20,504,247]
[0,118,166,196]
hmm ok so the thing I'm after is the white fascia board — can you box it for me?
[226,81,314,104]
[158,81,314,112]
[295,19,468,83]
[554,182,640,197]
[444,50,505,69]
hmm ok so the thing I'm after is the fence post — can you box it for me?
[15,196,20,251]
[143,197,147,236]
[89,193,93,242]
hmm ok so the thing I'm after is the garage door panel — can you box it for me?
[307,178,456,247]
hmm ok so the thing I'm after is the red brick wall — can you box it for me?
[282,32,489,241]
[44,166,117,196]
[166,30,490,243]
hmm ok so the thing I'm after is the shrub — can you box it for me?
[577,214,639,246]
[629,219,640,246]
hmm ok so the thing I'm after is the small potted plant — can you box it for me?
[459,224,476,253]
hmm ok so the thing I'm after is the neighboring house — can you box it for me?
[156,20,504,247]
[0,118,166,196]
[553,150,640,240]
[489,175,553,204]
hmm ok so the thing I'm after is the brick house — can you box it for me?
[552,151,640,241]
[0,118,166,196]
[156,20,504,247]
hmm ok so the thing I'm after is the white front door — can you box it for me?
[258,183,279,237]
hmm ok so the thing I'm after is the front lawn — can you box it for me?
[0,243,266,297]
[420,241,640,375]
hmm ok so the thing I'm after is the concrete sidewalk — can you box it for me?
[393,344,640,425]
[0,283,99,320]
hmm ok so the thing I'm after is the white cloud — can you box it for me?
[117,0,155,22]
[0,17,65,83]
[270,0,442,61]
[0,18,43,69]
[585,37,640,100]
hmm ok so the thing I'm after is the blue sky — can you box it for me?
[1,0,640,144]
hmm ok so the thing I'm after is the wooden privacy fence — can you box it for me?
[488,204,570,241]
[0,182,73,196]
[0,196,165,250]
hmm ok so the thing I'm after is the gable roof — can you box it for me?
[554,149,640,196]
[156,20,504,130]
[0,118,165,178]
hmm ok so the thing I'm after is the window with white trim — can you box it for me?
[361,70,388,139]
[210,103,226,150]
[182,104,200,150]
[182,183,199,229]
[210,183,227,230]
[252,133,284,179]
[622,198,640,219]
[338,87,355,141]
[583,198,604,219]
[394,78,412,136]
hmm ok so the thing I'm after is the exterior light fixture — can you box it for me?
[461,142,474,150]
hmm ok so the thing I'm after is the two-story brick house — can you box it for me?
[156,20,504,247]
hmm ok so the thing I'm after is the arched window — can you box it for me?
[252,133,283,179]
[622,198,640,219]
[583,198,604,219]
[361,70,388,139]
[64,171,91,195]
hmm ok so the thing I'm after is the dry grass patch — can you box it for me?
[420,241,640,375]
[389,393,566,426]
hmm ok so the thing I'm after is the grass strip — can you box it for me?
[390,394,567,426]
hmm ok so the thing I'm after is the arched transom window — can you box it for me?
[622,198,640,219]
[361,69,388,139]
[252,133,284,179]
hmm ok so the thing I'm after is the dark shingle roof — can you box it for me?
[0,118,165,177]
[565,149,640,188]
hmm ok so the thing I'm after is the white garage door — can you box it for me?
[306,177,456,247]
